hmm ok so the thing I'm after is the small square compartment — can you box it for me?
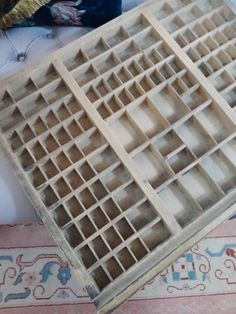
[90,180,107,201]
[97,102,111,119]
[19,148,34,170]
[127,201,158,231]
[129,238,148,260]
[31,141,47,161]
[55,151,72,171]
[41,185,58,207]
[153,130,183,157]
[85,86,100,103]
[77,216,96,238]
[67,120,83,138]
[117,248,136,270]
[105,257,123,280]
[138,76,155,92]
[43,80,70,104]
[182,86,209,110]
[89,146,118,173]
[10,77,37,102]
[79,188,96,209]
[54,177,71,198]
[32,117,47,135]
[128,82,144,99]
[0,90,14,111]
[66,196,84,218]
[137,54,154,70]
[10,131,23,150]
[224,87,236,109]
[92,267,110,290]
[31,167,47,188]
[78,161,95,181]
[107,95,123,112]
[109,113,145,153]
[79,245,97,269]
[125,15,149,36]
[96,80,111,97]
[74,65,99,86]
[116,218,134,240]
[32,63,58,88]
[127,60,142,77]
[115,41,140,62]
[133,147,170,189]
[67,144,83,163]
[141,221,170,251]
[66,96,82,114]
[64,224,83,248]
[94,52,120,74]
[45,110,59,128]
[116,66,132,83]
[92,236,110,259]
[67,170,84,190]
[84,38,109,59]
[114,182,143,211]
[104,226,122,250]
[20,93,49,119]
[63,49,88,71]
[55,127,71,145]
[167,148,196,173]
[78,113,93,131]
[105,26,129,47]
[101,199,121,220]
[118,90,132,106]
[100,165,131,192]
[0,107,25,132]
[135,28,160,50]
[43,159,59,179]
[90,207,109,229]
[106,73,122,89]
[78,131,105,156]
[43,134,59,153]
[21,124,35,143]
[53,205,71,228]
[158,181,200,227]
[57,103,71,121]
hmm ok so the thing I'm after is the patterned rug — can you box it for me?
[0,219,236,314]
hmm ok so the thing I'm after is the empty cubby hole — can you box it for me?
[126,60,142,77]
[106,95,123,113]
[153,2,174,19]
[147,48,163,64]
[129,238,148,260]
[213,70,234,92]
[106,73,122,90]
[127,201,158,231]
[92,267,111,291]
[0,90,14,111]
[104,226,122,250]
[104,26,129,47]
[91,236,110,259]
[30,166,47,188]
[85,86,100,103]
[32,117,48,135]
[0,107,25,132]
[9,77,37,102]
[42,159,59,179]
[19,148,35,170]
[135,28,160,50]
[101,198,121,221]
[125,14,149,36]
[179,165,223,210]
[67,144,84,163]
[90,207,109,229]
[21,124,35,143]
[164,16,185,34]
[45,110,60,128]
[54,151,72,171]
[116,66,133,83]
[167,147,196,174]
[115,40,140,62]
[182,86,209,110]
[79,245,97,269]
[149,69,165,85]
[41,185,59,207]
[73,64,99,86]
[94,52,120,74]
[10,131,23,151]
[115,218,134,240]
[56,103,71,121]
[89,146,118,173]
[96,79,111,97]
[159,63,175,80]
[97,102,112,119]
[105,257,123,280]
[79,188,97,209]
[43,80,70,104]
[52,204,71,228]
[62,49,89,71]
[20,93,49,119]
[32,63,58,88]
[153,130,184,157]
[83,38,110,60]
[133,147,171,189]
[128,82,144,99]
[158,180,201,227]
[78,131,105,156]
[64,224,83,248]
[114,182,143,211]
[66,169,84,190]
[31,141,47,161]
[138,76,155,92]
[66,196,84,218]
[171,78,188,95]
[54,177,71,198]
[224,87,236,109]
[89,180,108,201]
[54,127,71,145]
[77,216,96,238]
[66,95,82,114]
[100,165,131,192]
[109,113,145,153]
[141,221,170,251]
[67,120,83,139]
[117,247,136,270]
[43,134,59,153]
[128,98,167,138]
[77,113,93,131]
[77,161,96,181]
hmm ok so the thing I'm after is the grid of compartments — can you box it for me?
[0,1,236,312]
[149,0,236,110]
[0,61,172,293]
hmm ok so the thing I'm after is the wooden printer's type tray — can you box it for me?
[0,0,236,313]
